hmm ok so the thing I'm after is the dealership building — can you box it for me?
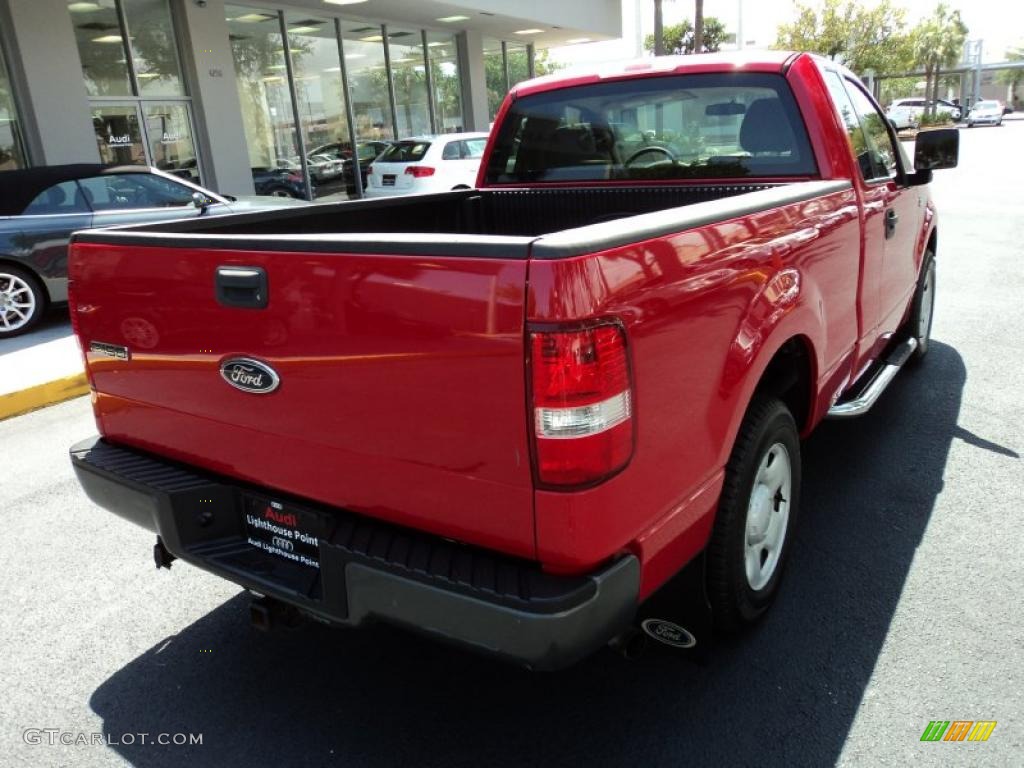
[0,0,620,197]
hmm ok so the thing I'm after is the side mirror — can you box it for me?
[191,191,209,211]
[914,128,958,171]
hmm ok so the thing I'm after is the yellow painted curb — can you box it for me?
[0,373,90,421]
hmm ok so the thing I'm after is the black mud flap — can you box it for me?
[634,552,714,663]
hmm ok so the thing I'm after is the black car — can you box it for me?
[0,164,305,337]
[250,166,313,199]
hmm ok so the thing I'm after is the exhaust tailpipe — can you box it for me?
[249,596,303,632]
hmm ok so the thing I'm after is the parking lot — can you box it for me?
[1,118,1022,767]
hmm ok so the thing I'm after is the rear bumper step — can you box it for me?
[69,437,639,670]
[827,337,918,419]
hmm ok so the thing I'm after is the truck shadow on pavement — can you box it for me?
[90,341,972,768]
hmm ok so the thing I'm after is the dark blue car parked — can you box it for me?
[0,164,305,337]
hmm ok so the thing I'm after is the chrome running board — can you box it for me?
[827,337,918,419]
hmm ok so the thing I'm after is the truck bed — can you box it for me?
[71,183,843,260]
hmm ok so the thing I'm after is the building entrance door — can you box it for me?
[91,101,202,184]
[91,104,146,165]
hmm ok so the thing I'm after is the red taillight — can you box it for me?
[529,322,634,487]
[404,165,435,177]
[287,172,302,183]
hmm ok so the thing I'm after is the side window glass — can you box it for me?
[22,181,90,215]
[79,174,193,211]
[844,80,899,179]
[822,71,874,182]
[442,141,461,160]
[463,138,487,158]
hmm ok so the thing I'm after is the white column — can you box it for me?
[457,30,490,131]
[1,0,98,164]
[176,0,254,195]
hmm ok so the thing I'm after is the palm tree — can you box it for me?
[694,0,704,54]
[654,0,665,55]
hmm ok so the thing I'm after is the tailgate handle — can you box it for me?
[216,266,267,309]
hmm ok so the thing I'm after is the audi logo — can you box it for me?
[271,536,295,552]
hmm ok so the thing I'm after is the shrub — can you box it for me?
[919,112,953,127]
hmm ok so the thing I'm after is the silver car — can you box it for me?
[966,100,1003,127]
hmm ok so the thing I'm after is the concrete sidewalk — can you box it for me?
[0,314,88,420]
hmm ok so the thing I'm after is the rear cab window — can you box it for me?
[379,141,431,163]
[483,73,818,184]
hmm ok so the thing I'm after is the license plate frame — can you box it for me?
[382,174,396,186]
[242,494,328,571]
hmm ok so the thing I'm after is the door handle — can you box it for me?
[884,208,899,239]
[215,266,268,309]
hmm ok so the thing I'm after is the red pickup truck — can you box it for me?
[68,51,958,669]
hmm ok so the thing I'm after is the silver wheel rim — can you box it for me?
[0,272,36,332]
[744,442,792,591]
[918,263,935,342]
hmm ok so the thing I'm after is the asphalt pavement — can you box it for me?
[1,119,1022,767]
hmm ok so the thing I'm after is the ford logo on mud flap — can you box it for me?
[220,358,280,394]
[640,618,697,649]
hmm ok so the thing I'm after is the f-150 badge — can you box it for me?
[220,358,280,394]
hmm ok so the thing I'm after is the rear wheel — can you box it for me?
[0,265,46,338]
[707,397,801,634]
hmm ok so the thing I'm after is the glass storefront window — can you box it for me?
[387,28,430,138]
[506,42,530,89]
[425,32,462,133]
[483,38,505,122]
[70,0,133,96]
[122,0,185,97]
[226,6,301,191]
[92,105,146,164]
[340,22,393,141]
[0,41,27,170]
[70,0,185,97]
[285,14,350,196]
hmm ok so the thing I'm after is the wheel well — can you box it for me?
[752,337,813,432]
[926,227,937,257]
[0,257,49,302]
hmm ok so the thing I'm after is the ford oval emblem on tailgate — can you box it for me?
[220,358,280,394]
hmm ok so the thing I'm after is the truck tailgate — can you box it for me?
[69,242,535,558]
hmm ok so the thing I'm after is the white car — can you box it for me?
[889,98,962,122]
[966,100,1003,127]
[885,104,919,130]
[364,132,489,197]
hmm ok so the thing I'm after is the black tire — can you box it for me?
[707,396,801,634]
[0,264,47,338]
[906,252,936,363]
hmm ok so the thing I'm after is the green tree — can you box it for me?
[911,4,968,117]
[485,47,561,119]
[775,0,915,76]
[643,18,729,55]
[879,75,920,107]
